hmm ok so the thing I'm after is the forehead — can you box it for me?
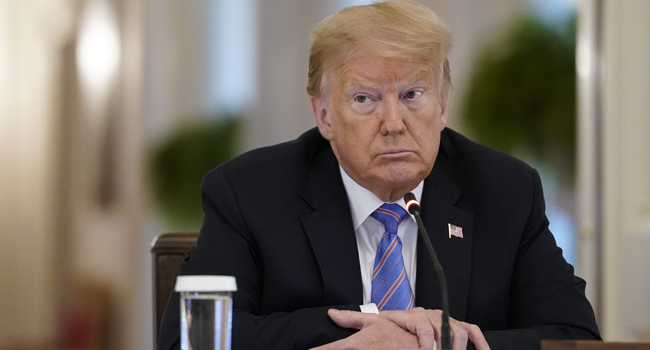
[334,49,436,90]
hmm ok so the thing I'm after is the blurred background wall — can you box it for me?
[0,0,648,349]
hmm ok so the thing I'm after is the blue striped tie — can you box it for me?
[370,203,414,311]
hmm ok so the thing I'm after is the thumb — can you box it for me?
[327,309,372,330]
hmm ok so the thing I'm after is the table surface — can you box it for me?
[542,340,650,350]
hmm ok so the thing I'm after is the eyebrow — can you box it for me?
[343,69,433,91]
[408,70,433,85]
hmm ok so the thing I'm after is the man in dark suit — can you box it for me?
[159,1,600,349]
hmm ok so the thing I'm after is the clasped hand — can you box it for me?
[310,308,490,350]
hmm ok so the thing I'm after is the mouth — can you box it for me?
[377,149,414,158]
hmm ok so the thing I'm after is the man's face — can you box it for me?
[311,49,448,202]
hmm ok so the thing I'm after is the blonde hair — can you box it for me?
[307,0,453,100]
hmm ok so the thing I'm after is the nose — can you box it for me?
[380,96,406,135]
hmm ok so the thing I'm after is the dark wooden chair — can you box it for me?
[151,233,198,348]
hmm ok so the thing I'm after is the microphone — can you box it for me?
[404,192,452,350]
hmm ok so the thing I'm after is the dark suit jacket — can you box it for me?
[158,127,600,350]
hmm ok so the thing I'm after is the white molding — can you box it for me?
[600,0,650,341]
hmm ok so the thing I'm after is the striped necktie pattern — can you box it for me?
[370,203,414,311]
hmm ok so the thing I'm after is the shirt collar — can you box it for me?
[339,165,424,230]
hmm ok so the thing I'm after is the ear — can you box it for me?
[439,94,450,127]
[310,96,334,140]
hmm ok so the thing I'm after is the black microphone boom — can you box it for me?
[404,192,452,350]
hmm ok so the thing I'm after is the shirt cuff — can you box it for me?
[359,303,379,314]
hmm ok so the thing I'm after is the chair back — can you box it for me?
[151,233,198,347]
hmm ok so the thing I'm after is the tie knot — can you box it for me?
[371,203,409,235]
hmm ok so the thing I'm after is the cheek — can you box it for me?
[335,128,376,167]
[329,103,353,132]
[423,105,447,133]
[424,134,442,166]
[331,111,374,144]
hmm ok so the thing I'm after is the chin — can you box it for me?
[380,171,424,192]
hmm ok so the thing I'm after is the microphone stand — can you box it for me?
[405,193,452,350]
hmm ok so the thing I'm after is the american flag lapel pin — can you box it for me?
[448,223,463,239]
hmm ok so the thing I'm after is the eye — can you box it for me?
[355,95,371,103]
[404,90,423,99]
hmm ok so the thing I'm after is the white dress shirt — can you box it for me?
[339,166,424,311]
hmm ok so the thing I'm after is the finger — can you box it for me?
[422,310,443,348]
[461,322,490,350]
[327,309,373,330]
[415,325,435,350]
[381,309,437,350]
[379,310,417,331]
[448,320,469,350]
[411,311,437,350]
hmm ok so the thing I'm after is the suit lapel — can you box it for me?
[300,145,363,306]
[415,154,474,320]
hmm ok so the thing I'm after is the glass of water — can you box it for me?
[175,276,237,350]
